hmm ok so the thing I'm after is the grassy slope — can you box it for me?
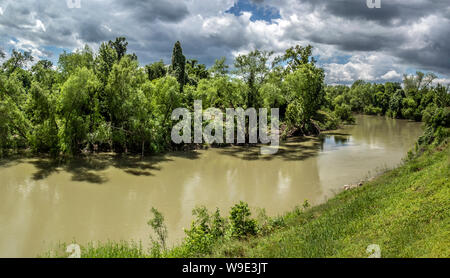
[210,143,450,258]
[49,143,449,258]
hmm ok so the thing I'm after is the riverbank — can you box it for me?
[206,141,449,258]
[47,139,449,258]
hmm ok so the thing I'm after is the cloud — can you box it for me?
[322,53,407,84]
[116,0,190,23]
[433,78,450,86]
[0,0,448,84]
[381,70,401,81]
[276,0,450,78]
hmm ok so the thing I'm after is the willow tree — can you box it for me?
[284,63,325,134]
[0,73,30,155]
[105,56,146,152]
[26,81,59,154]
[59,67,101,154]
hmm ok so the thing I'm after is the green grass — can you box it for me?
[48,142,450,258]
[208,142,450,258]
[43,241,148,258]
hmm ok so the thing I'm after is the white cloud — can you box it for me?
[0,0,449,84]
[34,19,46,32]
[381,70,401,80]
[433,78,450,86]
[323,53,407,84]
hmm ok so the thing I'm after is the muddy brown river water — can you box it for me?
[0,115,423,257]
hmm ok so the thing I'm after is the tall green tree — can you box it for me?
[59,67,101,154]
[2,49,34,75]
[128,82,156,156]
[146,60,167,81]
[209,57,229,77]
[0,73,30,155]
[150,76,181,128]
[186,59,209,86]
[403,71,437,94]
[26,81,59,154]
[105,56,146,152]
[279,44,316,73]
[108,37,128,61]
[58,45,95,81]
[31,60,57,90]
[171,41,186,92]
[234,50,273,108]
[95,42,118,86]
[284,63,325,134]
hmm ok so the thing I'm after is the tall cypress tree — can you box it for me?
[171,41,186,92]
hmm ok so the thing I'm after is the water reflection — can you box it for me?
[0,115,423,257]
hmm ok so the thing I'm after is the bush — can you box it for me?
[181,207,226,256]
[314,110,340,131]
[183,223,215,256]
[418,107,450,146]
[423,106,450,129]
[363,105,383,116]
[335,104,355,124]
[229,202,257,239]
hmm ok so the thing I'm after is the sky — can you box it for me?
[0,0,449,85]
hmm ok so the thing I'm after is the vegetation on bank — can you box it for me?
[42,103,449,259]
[1,38,448,158]
[1,41,332,157]
[46,138,449,258]
[206,143,449,258]
[40,87,450,258]
[2,38,448,258]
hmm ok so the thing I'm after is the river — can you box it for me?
[0,115,423,257]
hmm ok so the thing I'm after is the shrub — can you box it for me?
[183,223,215,256]
[314,110,340,131]
[147,207,168,251]
[363,105,383,116]
[229,202,257,239]
[335,104,355,123]
[181,207,226,256]
[418,107,450,146]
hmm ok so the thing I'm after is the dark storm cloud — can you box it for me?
[131,21,248,66]
[271,0,450,75]
[79,22,111,43]
[394,23,450,74]
[117,0,190,23]
[308,32,406,52]
[298,0,449,25]
[0,0,449,82]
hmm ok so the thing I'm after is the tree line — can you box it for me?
[324,72,449,146]
[0,38,448,157]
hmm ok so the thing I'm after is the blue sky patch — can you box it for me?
[226,0,281,23]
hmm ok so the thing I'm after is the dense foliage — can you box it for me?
[323,73,449,147]
[0,39,448,157]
